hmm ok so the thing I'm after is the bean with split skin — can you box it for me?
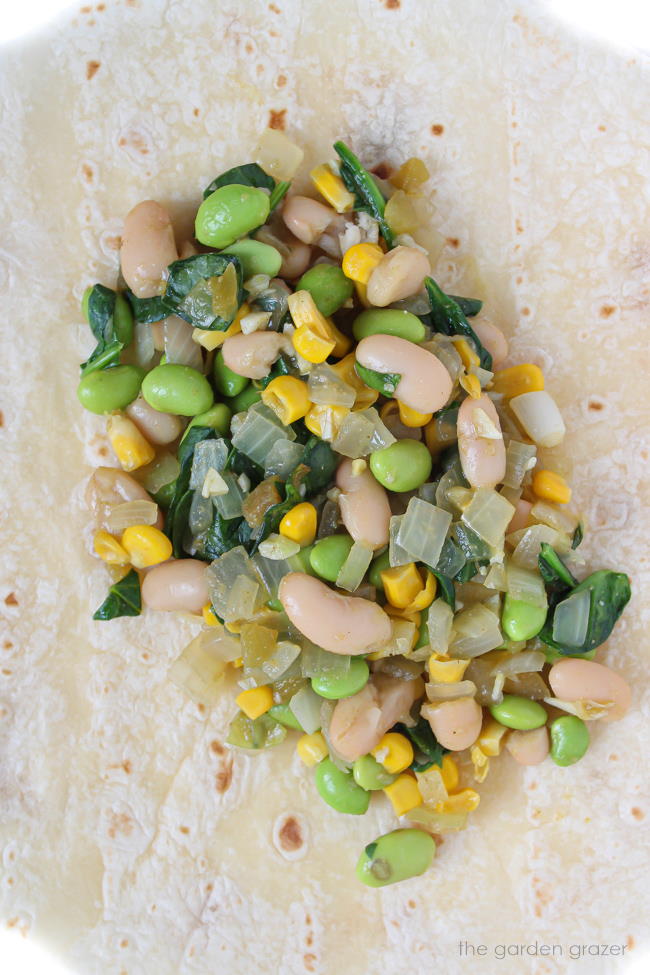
[77,365,145,415]
[457,392,507,489]
[356,829,436,887]
[336,458,392,550]
[282,195,335,244]
[141,363,214,416]
[424,697,483,751]
[120,200,178,299]
[222,331,291,381]
[355,334,453,415]
[506,726,549,766]
[297,264,354,316]
[195,184,271,249]
[548,658,631,722]
[126,395,183,445]
[366,245,431,306]
[141,559,209,614]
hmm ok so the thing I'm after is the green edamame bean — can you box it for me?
[490,694,547,731]
[289,543,316,576]
[297,264,354,316]
[266,597,284,612]
[368,549,390,590]
[311,657,369,700]
[550,715,589,767]
[369,440,432,493]
[225,384,259,413]
[309,534,354,582]
[314,758,370,815]
[141,363,214,417]
[213,350,249,397]
[222,239,282,278]
[269,703,304,731]
[182,403,232,443]
[113,292,134,346]
[352,755,397,791]
[195,184,271,249]
[501,595,547,642]
[353,308,426,343]
[77,365,144,415]
[356,829,435,887]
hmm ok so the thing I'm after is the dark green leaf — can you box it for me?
[428,569,455,609]
[93,569,141,621]
[80,339,122,376]
[225,446,264,485]
[433,399,461,419]
[166,427,216,557]
[571,522,584,550]
[454,560,487,583]
[203,163,275,199]
[253,354,294,390]
[198,512,243,561]
[394,716,448,772]
[364,842,378,860]
[125,291,168,323]
[81,284,132,376]
[538,542,578,591]
[333,140,394,248]
[162,253,244,330]
[453,523,491,562]
[269,180,291,210]
[355,363,401,397]
[293,438,337,496]
[424,276,492,370]
[540,569,631,657]
[447,295,483,317]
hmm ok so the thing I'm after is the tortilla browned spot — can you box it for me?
[269,109,287,130]
[86,61,101,80]
[4,593,18,606]
[278,815,303,852]
[216,758,233,793]
[431,124,444,135]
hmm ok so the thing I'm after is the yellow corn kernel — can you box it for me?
[235,685,273,720]
[121,524,172,569]
[304,404,350,441]
[342,243,384,284]
[453,337,481,370]
[93,530,130,566]
[384,604,422,627]
[459,373,482,399]
[435,788,480,814]
[325,318,352,358]
[470,746,490,783]
[384,773,423,816]
[440,755,459,793]
[381,562,423,609]
[310,164,355,213]
[427,657,470,683]
[354,280,371,308]
[532,469,572,505]
[391,157,430,193]
[330,353,378,409]
[192,303,248,350]
[107,414,155,472]
[202,603,220,626]
[225,620,243,634]
[296,731,328,767]
[372,733,414,774]
[279,502,317,547]
[293,324,335,363]
[407,569,437,612]
[261,375,311,424]
[398,401,433,428]
[492,363,544,399]
[232,656,243,668]
[478,718,508,757]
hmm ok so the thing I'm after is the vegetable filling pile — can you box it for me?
[78,131,632,887]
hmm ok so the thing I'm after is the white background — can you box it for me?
[1,0,649,971]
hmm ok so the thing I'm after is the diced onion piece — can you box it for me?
[492,671,505,703]
[447,486,474,511]
[264,438,305,478]
[169,627,241,706]
[240,311,272,335]
[510,390,566,447]
[418,482,438,503]
[434,537,466,580]
[421,335,463,383]
[449,604,503,658]
[224,574,261,623]
[232,403,295,466]
[492,650,545,677]
[245,274,271,299]
[207,546,266,617]
[213,472,246,520]
[227,711,287,750]
[415,767,448,806]
[262,640,302,682]
[254,128,305,181]
[397,497,452,568]
[365,408,397,451]
[106,499,158,532]
[258,533,301,560]
[509,524,570,570]
[542,696,614,721]
[389,515,412,568]
[503,440,537,489]
[332,410,377,458]
[427,598,454,655]
[461,488,515,549]
[190,439,229,489]
[136,450,181,495]
[425,679,477,701]
[308,364,356,407]
[336,541,373,592]
[484,563,507,591]
[365,618,416,659]
[474,367,493,388]
[240,621,278,675]
[436,467,465,513]
[505,561,548,611]
[300,644,351,679]
[406,806,468,832]
[372,656,423,681]
[251,551,295,598]
[505,671,550,699]
[434,406,459,447]
[189,489,213,536]
[164,315,203,370]
[133,320,155,367]
[530,500,579,535]
[289,685,323,734]
[552,588,591,647]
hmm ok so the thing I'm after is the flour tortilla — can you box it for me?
[1,1,649,973]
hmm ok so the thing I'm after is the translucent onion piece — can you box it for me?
[212,472,245,520]
[415,767,448,806]
[245,274,271,299]
[133,320,156,368]
[240,622,278,677]
[397,497,452,568]
[406,806,468,833]
[189,489,214,536]
[106,499,158,533]
[505,561,548,611]
[207,546,266,617]
[227,711,287,750]
[491,671,506,704]
[552,588,591,647]
[289,686,323,734]
[169,627,241,706]
[335,541,374,593]
[530,500,579,535]
[449,604,503,658]
[475,367,493,388]
[436,467,466,514]
[421,335,463,383]
[510,390,566,447]
[366,618,416,660]
[464,657,502,705]
[317,500,341,539]
[308,364,356,408]
[224,575,261,623]
[484,562,507,591]
[503,440,537,489]
[418,482,438,504]
[262,640,301,682]
[332,410,377,458]
[254,128,305,181]
[426,679,477,701]
[543,696,614,721]
[434,537,466,580]
[500,485,522,507]
[250,551,295,598]
[253,279,292,328]
[189,439,229,489]
[365,408,398,451]
[510,524,570,570]
[427,598,454,655]
[389,515,412,568]
[232,404,295,465]
[390,292,431,316]
[258,533,301,560]
[264,439,305,479]
[300,644,351,679]
[240,311,272,335]
[461,488,515,549]
[372,656,424,681]
[504,672,550,700]
[164,315,204,370]
[135,450,181,495]
[493,650,545,677]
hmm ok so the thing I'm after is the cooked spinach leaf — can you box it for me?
[124,290,168,323]
[424,276,492,371]
[269,180,291,211]
[166,426,216,557]
[81,285,133,375]
[292,438,337,496]
[333,140,394,248]
[394,716,448,772]
[571,522,584,549]
[225,446,264,485]
[162,254,244,330]
[251,484,302,553]
[199,511,243,561]
[355,363,401,397]
[93,569,141,621]
[253,354,294,390]
[447,295,483,317]
[538,542,577,593]
[203,163,275,199]
[428,568,456,609]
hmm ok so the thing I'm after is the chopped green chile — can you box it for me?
[227,710,287,750]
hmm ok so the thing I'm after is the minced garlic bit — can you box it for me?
[202,468,229,498]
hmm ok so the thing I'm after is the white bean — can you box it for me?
[329,674,425,761]
[356,334,453,414]
[366,246,430,306]
[222,331,291,380]
[336,457,391,550]
[548,658,631,722]
[423,696,483,751]
[141,559,209,614]
[278,572,391,654]
[472,317,509,369]
[86,466,163,530]
[120,200,178,299]
[126,396,183,445]
[507,498,532,533]
[506,726,549,765]
[282,195,335,244]
[457,393,506,488]
[280,238,312,280]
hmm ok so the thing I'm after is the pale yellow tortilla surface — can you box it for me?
[1,1,649,973]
